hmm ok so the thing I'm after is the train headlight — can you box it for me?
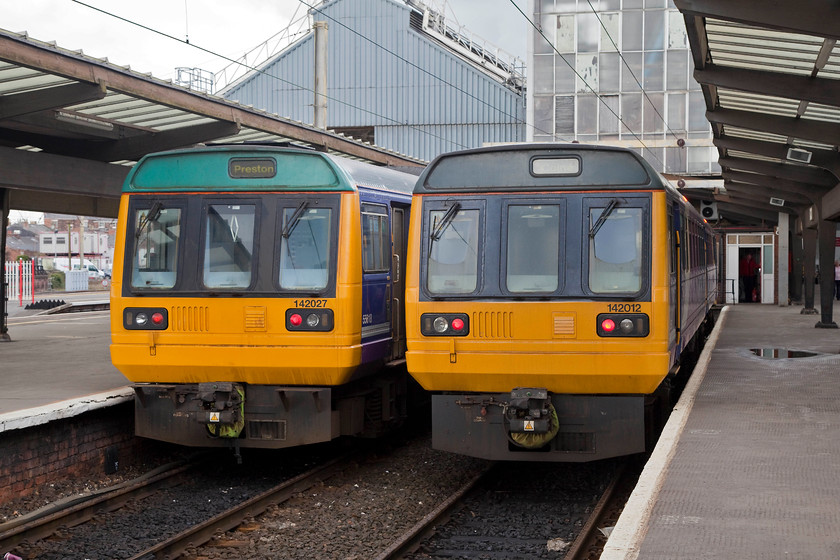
[123,307,168,330]
[286,308,333,332]
[421,313,470,336]
[596,313,649,337]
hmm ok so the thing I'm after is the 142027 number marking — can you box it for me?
[294,299,328,308]
[607,303,641,313]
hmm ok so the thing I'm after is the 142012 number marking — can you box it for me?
[607,303,641,313]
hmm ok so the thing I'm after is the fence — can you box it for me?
[4,260,35,307]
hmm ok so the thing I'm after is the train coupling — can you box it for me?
[506,388,552,433]
[197,382,245,438]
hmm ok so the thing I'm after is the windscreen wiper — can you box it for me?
[135,201,163,239]
[282,201,309,238]
[431,202,462,241]
[589,199,618,238]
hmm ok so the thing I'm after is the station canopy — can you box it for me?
[0,29,424,218]
[675,0,840,227]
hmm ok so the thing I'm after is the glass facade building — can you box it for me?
[527,0,719,175]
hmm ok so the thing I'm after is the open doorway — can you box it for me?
[738,247,761,303]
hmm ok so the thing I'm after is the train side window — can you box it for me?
[131,206,182,289]
[427,208,480,294]
[361,203,390,273]
[203,204,256,289]
[506,204,560,293]
[278,206,332,290]
[588,206,643,293]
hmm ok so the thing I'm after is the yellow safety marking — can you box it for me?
[524,420,534,432]
[209,412,220,423]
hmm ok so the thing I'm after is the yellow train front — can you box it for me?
[405,144,717,462]
[110,145,415,452]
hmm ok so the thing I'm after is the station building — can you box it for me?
[220,0,526,162]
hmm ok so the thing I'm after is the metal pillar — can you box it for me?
[801,226,818,314]
[777,212,789,306]
[816,211,838,328]
[1,188,9,341]
[313,21,328,130]
[790,221,804,304]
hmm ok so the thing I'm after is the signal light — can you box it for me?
[123,307,168,330]
[285,308,333,332]
[421,313,469,336]
[596,313,649,337]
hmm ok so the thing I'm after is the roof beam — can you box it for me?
[713,198,779,223]
[723,170,824,201]
[723,181,812,206]
[674,0,840,39]
[718,156,837,188]
[715,193,795,215]
[0,82,107,119]
[707,108,840,150]
[695,64,840,108]
[715,136,840,181]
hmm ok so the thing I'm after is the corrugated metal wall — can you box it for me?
[222,0,525,162]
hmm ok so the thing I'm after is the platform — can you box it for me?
[604,299,840,559]
[0,292,131,433]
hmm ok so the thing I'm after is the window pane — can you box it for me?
[666,49,688,90]
[668,10,687,48]
[555,54,576,94]
[600,13,620,52]
[621,52,643,92]
[644,51,664,91]
[507,205,559,293]
[555,15,575,53]
[589,206,643,293]
[643,92,665,133]
[689,91,709,131]
[644,10,665,50]
[599,94,620,134]
[576,53,599,92]
[534,95,555,133]
[600,52,620,92]
[203,204,255,288]
[362,205,390,273]
[132,207,181,289]
[622,11,643,51]
[621,92,642,135]
[577,12,599,52]
[577,94,598,134]
[555,95,575,135]
[534,54,555,94]
[279,206,332,290]
[667,92,686,132]
[427,208,480,294]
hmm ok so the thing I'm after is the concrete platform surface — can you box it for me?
[605,301,840,559]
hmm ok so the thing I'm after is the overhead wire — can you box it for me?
[70,0,471,152]
[583,0,684,143]
[295,0,566,142]
[508,0,667,169]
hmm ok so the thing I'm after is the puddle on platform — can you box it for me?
[750,348,819,359]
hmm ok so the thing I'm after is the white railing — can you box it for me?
[4,260,35,306]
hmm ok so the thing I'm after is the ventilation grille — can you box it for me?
[169,306,209,332]
[471,311,513,339]
[553,313,576,338]
[244,306,267,332]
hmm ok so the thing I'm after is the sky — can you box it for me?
[3,0,527,222]
[3,0,529,85]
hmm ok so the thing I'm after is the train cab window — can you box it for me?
[588,206,643,293]
[506,204,560,293]
[278,205,332,291]
[361,203,390,273]
[131,205,182,289]
[427,207,480,294]
[203,204,256,289]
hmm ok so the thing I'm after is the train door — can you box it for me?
[390,206,407,360]
[669,202,681,347]
[361,202,392,350]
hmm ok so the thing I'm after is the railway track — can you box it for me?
[377,459,632,560]
[0,447,353,560]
